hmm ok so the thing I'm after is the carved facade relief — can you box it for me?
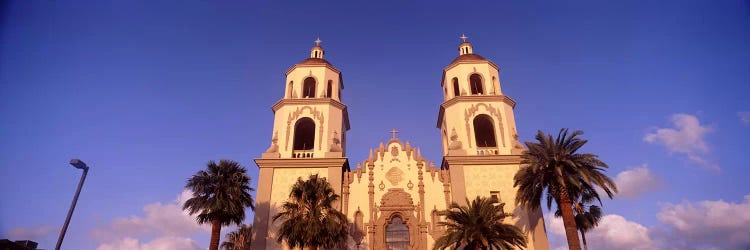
[330,131,342,152]
[386,167,404,185]
[448,128,463,150]
[265,131,279,153]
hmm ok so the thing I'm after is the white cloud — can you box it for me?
[738,112,750,126]
[545,213,657,250]
[656,195,750,249]
[613,165,661,198]
[545,195,750,250]
[8,225,57,240]
[644,114,718,171]
[96,236,201,250]
[93,190,210,249]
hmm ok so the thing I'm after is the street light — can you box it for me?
[54,159,89,250]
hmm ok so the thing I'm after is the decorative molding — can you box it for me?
[441,155,523,169]
[385,167,404,185]
[436,95,517,128]
[254,157,349,169]
[380,188,414,208]
[464,103,506,147]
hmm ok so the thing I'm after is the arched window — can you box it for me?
[431,210,440,230]
[303,77,316,98]
[293,117,315,150]
[386,216,409,250]
[492,76,497,94]
[473,114,497,147]
[326,80,333,98]
[355,211,364,232]
[287,81,294,98]
[452,77,460,97]
[470,74,483,95]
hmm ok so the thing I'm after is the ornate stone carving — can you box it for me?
[390,146,399,157]
[330,131,342,152]
[464,103,506,147]
[265,131,279,153]
[386,167,404,185]
[448,128,463,150]
[380,188,414,208]
[379,180,385,191]
[511,129,525,154]
[284,106,326,151]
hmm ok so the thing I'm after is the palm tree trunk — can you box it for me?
[559,188,582,250]
[210,219,221,250]
[581,231,588,250]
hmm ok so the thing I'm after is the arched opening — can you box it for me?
[287,81,294,98]
[386,216,409,250]
[492,76,497,94]
[303,77,316,98]
[452,77,460,97]
[355,211,364,232]
[326,80,333,98]
[473,114,497,147]
[470,74,483,95]
[293,117,315,152]
[430,209,440,230]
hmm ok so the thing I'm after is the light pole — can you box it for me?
[55,159,89,250]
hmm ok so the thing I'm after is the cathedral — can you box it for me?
[251,37,550,250]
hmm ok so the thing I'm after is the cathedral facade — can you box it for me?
[251,39,549,250]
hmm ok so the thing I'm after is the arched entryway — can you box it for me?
[371,188,427,250]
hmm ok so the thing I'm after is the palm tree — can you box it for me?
[554,189,603,250]
[433,196,526,250]
[272,174,349,250]
[221,224,253,250]
[513,129,617,250]
[183,160,255,250]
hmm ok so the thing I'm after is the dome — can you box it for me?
[450,53,488,64]
[298,57,333,66]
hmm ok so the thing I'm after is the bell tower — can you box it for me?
[437,35,550,249]
[252,39,350,249]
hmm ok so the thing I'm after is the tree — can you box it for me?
[433,196,527,250]
[272,174,349,250]
[221,224,253,250]
[183,160,255,250]
[554,189,604,250]
[514,129,617,250]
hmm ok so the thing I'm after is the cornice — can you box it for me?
[440,155,523,169]
[272,98,347,112]
[255,157,350,170]
[436,95,517,128]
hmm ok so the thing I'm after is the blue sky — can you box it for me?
[1,1,749,249]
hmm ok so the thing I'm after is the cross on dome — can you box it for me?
[460,34,468,42]
[314,37,322,46]
[389,129,399,139]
